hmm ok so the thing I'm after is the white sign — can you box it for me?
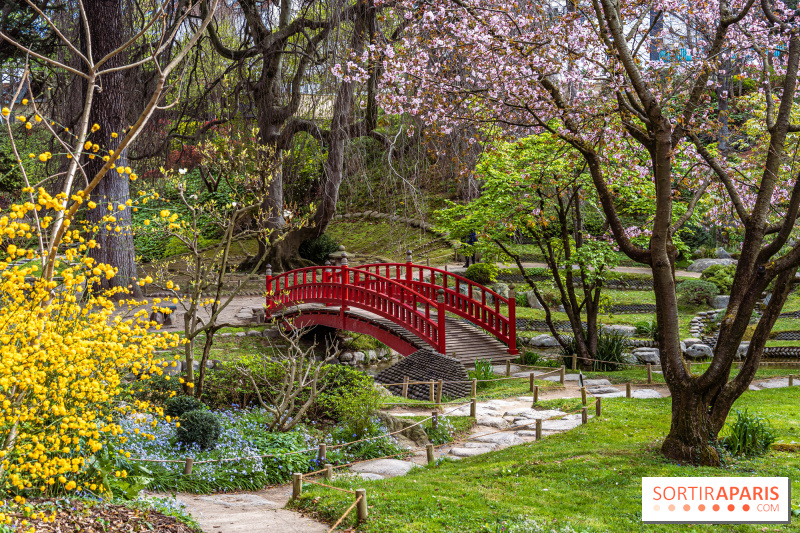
[642,477,791,524]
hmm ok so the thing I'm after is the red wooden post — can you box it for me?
[437,289,447,354]
[507,294,518,355]
[264,264,273,312]
[406,250,413,283]
[340,253,349,323]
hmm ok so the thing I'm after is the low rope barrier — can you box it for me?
[327,494,363,533]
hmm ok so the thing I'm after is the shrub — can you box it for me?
[464,262,499,285]
[515,291,528,308]
[468,359,496,390]
[129,372,183,405]
[720,409,777,457]
[164,395,204,418]
[299,234,340,265]
[676,279,719,306]
[517,351,545,366]
[634,320,658,341]
[559,335,578,368]
[701,264,737,295]
[176,410,222,450]
[593,331,629,371]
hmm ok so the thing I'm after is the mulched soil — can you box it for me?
[16,499,196,533]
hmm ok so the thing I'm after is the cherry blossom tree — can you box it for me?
[381,0,800,465]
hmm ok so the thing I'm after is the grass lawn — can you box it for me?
[294,387,800,532]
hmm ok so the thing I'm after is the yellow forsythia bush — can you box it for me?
[0,198,180,497]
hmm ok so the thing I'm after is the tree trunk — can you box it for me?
[81,0,140,295]
[661,385,721,466]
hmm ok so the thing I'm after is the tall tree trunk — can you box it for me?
[81,0,140,295]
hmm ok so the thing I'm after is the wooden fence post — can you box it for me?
[647,363,652,384]
[402,376,409,399]
[571,352,577,371]
[183,458,193,476]
[324,464,333,480]
[559,365,565,385]
[431,412,438,430]
[356,488,368,523]
[581,407,588,425]
[533,385,539,404]
[470,398,476,418]
[790,374,795,387]
[429,381,435,403]
[292,473,302,499]
[505,359,511,376]
[471,378,477,398]
[580,387,587,406]
[318,444,327,463]
[426,444,434,465]
[436,379,443,406]
[535,419,542,440]
[596,397,602,417]
[529,373,535,392]
[626,383,631,398]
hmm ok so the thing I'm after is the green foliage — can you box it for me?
[164,395,204,419]
[676,279,719,306]
[593,331,629,371]
[634,320,658,341]
[299,234,340,265]
[468,359,497,391]
[559,335,578,368]
[515,291,528,308]
[517,351,546,366]
[0,141,24,194]
[163,235,218,257]
[464,262,499,285]
[176,410,222,450]
[720,409,777,457]
[202,357,379,431]
[701,263,737,295]
[85,449,154,500]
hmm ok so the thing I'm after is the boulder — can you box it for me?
[687,258,737,273]
[601,324,637,337]
[491,282,509,298]
[631,389,662,399]
[374,412,428,446]
[246,330,261,337]
[737,342,750,360]
[632,347,660,364]
[711,295,730,309]
[530,334,559,347]
[234,331,246,338]
[715,247,732,259]
[525,291,543,309]
[683,337,702,348]
[262,328,281,338]
[685,343,713,360]
[350,458,417,478]
[339,352,354,362]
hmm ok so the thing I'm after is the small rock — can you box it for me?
[352,351,365,364]
[349,459,417,478]
[491,282,509,298]
[339,352,354,362]
[737,343,749,360]
[246,330,261,337]
[685,343,713,360]
[715,247,731,259]
[633,347,660,365]
[682,338,702,348]
[525,291,543,309]
[234,331,246,338]
[584,379,613,387]
[262,328,281,338]
[476,416,510,429]
[219,332,232,338]
[587,386,621,395]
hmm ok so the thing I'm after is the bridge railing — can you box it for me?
[265,265,447,354]
[355,262,518,355]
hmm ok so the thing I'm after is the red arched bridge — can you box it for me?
[265,259,518,365]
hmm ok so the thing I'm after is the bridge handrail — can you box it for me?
[266,265,447,353]
[355,263,517,355]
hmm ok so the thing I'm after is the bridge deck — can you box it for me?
[272,304,512,367]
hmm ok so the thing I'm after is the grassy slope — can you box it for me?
[294,387,800,533]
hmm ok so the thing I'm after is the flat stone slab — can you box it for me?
[515,430,540,437]
[541,373,579,382]
[450,446,495,457]
[355,472,384,481]
[584,379,613,387]
[476,416,510,429]
[749,384,762,391]
[350,459,416,478]
[631,389,662,399]
[507,409,566,420]
[464,442,499,449]
[591,391,626,398]
[758,379,790,389]
[470,433,525,446]
[194,494,280,508]
[484,399,517,409]
[586,386,620,395]
[541,418,583,431]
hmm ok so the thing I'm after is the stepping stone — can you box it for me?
[450,446,495,457]
[749,384,762,391]
[541,418,583,431]
[542,373,580,382]
[759,379,790,389]
[350,459,417,478]
[506,409,565,420]
[586,386,620,395]
[516,396,534,402]
[484,400,517,409]
[631,389,662,399]
[476,416,510,429]
[463,442,499,449]
[355,473,384,481]
[515,430,540,437]
[584,379,613,387]
[471,433,525,446]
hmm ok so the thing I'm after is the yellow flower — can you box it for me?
[34,115,42,122]
[91,123,100,132]
[84,141,93,150]
[28,153,35,159]
[16,116,26,122]
[111,132,118,138]
[1,107,9,116]
[38,154,47,162]
[21,98,28,105]
[25,123,32,130]
[116,167,125,174]
[88,201,97,209]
